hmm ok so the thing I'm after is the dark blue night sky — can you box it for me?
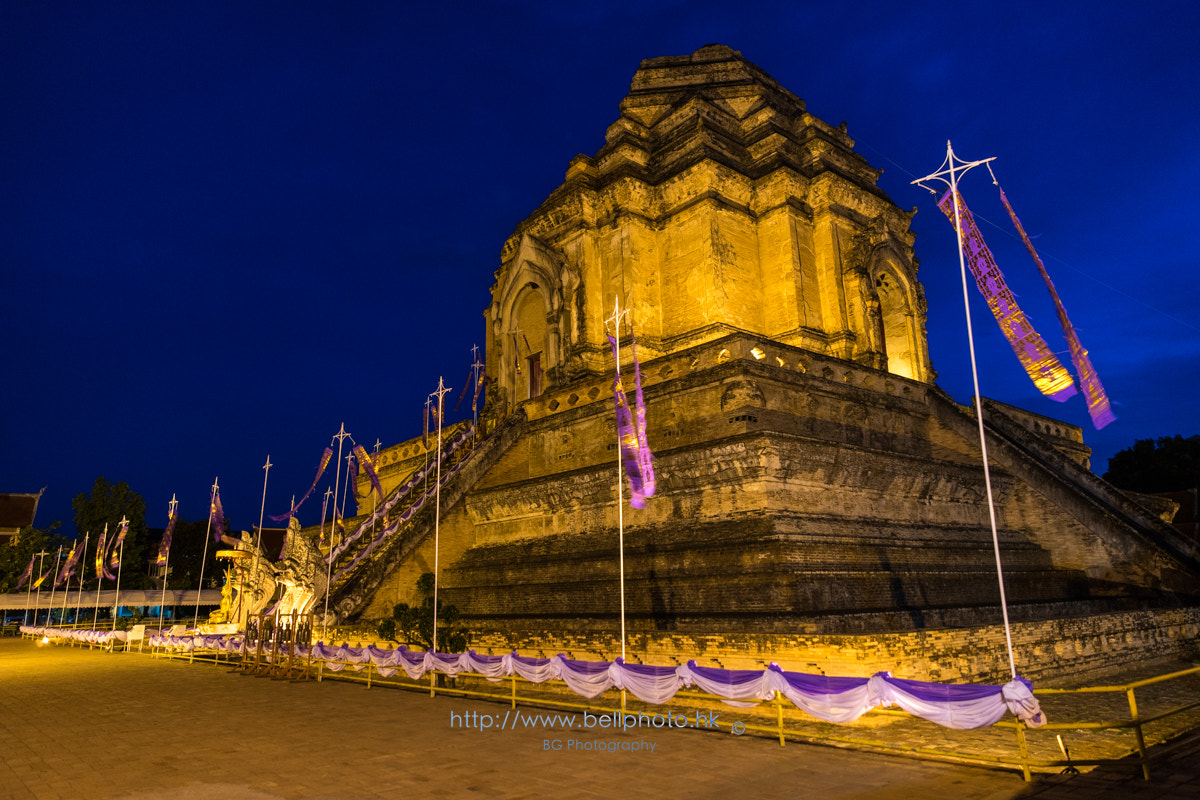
[4,2,1198,533]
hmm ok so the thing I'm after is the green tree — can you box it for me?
[0,523,66,594]
[377,572,467,652]
[71,477,151,590]
[1104,435,1200,494]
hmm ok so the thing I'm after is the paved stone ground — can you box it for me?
[1,638,1197,800]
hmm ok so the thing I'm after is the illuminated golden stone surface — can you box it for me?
[330,46,1198,679]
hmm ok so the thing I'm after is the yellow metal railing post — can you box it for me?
[1014,721,1031,782]
[511,674,517,710]
[776,691,785,747]
[430,671,436,698]
[1127,687,1151,780]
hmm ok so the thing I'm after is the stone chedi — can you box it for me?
[327,46,1198,680]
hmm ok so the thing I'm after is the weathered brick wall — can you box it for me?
[466,606,1200,685]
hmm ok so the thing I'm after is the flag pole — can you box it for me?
[913,142,1016,680]
[320,487,332,547]
[93,524,107,629]
[112,523,127,632]
[59,540,76,626]
[21,555,33,626]
[75,533,88,626]
[158,495,177,629]
[32,550,49,627]
[372,441,381,539]
[46,546,63,626]
[323,423,351,643]
[431,376,450,655]
[470,344,484,444]
[252,456,272,604]
[605,297,629,663]
[194,478,218,628]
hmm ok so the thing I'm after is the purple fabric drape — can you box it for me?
[938,190,1077,402]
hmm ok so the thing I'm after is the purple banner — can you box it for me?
[108,521,129,571]
[15,555,35,590]
[270,446,333,521]
[608,335,656,509]
[156,509,177,567]
[997,187,1116,429]
[55,541,80,588]
[939,190,1077,401]
[352,445,384,500]
[94,529,109,581]
[211,492,226,544]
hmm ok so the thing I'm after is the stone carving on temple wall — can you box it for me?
[204,520,330,628]
[274,516,328,617]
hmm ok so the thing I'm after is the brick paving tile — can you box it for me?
[2,638,1198,799]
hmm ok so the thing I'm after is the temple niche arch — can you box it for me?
[490,234,577,407]
[512,285,548,401]
[871,257,920,380]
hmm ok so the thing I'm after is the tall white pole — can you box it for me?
[323,423,350,642]
[339,453,354,524]
[470,344,484,442]
[47,546,63,626]
[606,297,629,663]
[112,532,126,632]
[194,478,218,628]
[75,533,88,626]
[33,549,48,627]
[372,440,381,538]
[914,142,1016,679]
[159,495,177,630]
[59,540,75,626]
[320,487,332,547]
[431,377,450,654]
[252,456,272,600]
[93,524,106,629]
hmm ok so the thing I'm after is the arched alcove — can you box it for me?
[512,284,548,401]
[874,268,918,380]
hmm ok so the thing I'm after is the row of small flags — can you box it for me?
[14,517,128,591]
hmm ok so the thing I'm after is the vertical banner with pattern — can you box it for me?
[608,335,656,509]
[938,190,1077,401]
[15,556,35,589]
[31,562,53,590]
[108,520,129,571]
[55,540,80,588]
[156,506,177,567]
[352,444,384,500]
[997,187,1116,429]
[211,491,227,544]
[95,527,110,580]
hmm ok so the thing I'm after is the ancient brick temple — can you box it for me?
[330,46,1198,680]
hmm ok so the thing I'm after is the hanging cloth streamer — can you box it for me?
[995,185,1116,429]
[607,334,656,509]
[270,447,333,522]
[210,492,227,544]
[352,444,384,500]
[55,541,80,588]
[107,520,129,571]
[938,190,1077,401]
[31,563,54,590]
[156,507,177,567]
[15,555,35,590]
[94,529,109,580]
